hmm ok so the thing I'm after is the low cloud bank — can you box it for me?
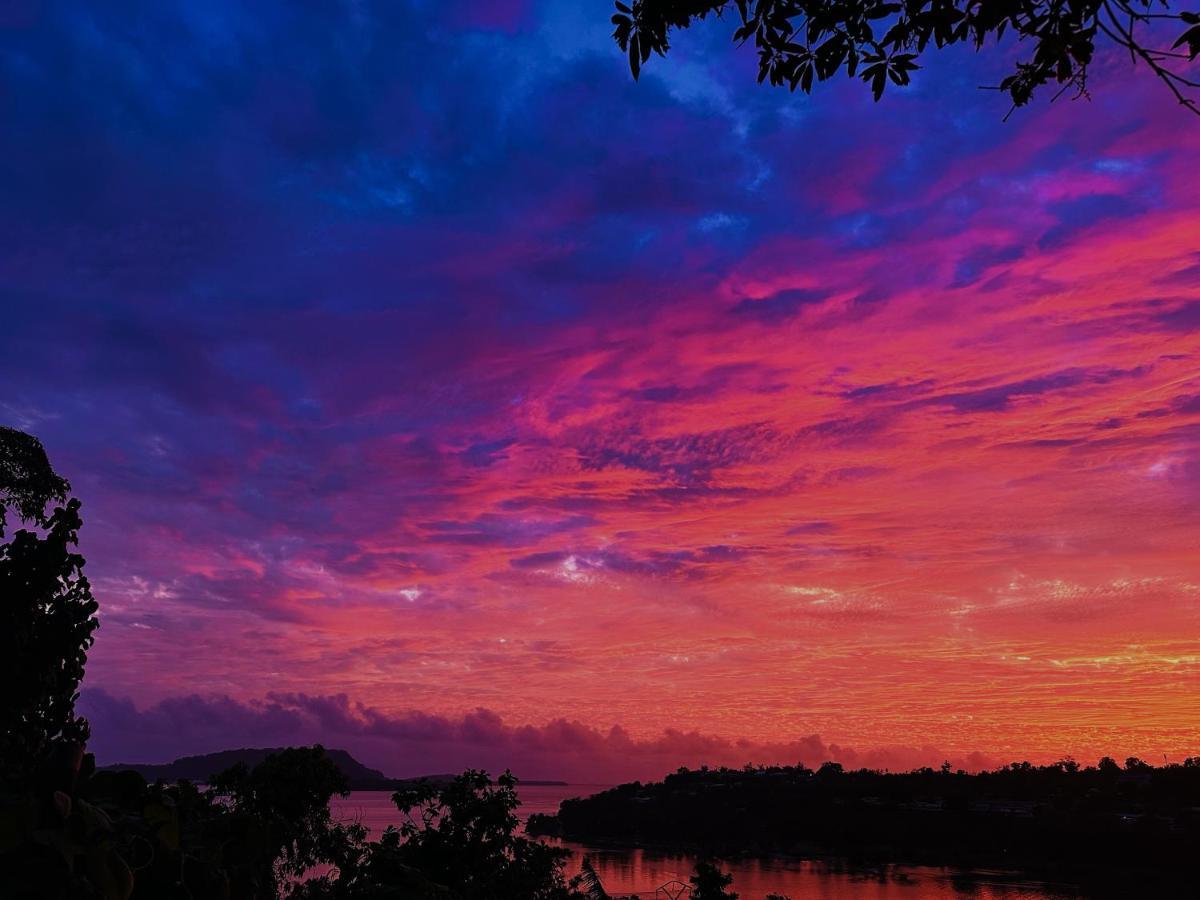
[80,689,998,782]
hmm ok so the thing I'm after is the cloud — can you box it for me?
[919,367,1150,414]
[80,689,1002,781]
[419,513,596,547]
[729,288,831,322]
[577,422,785,483]
[1038,194,1148,250]
[1154,300,1200,332]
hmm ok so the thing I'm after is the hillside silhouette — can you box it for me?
[101,747,567,790]
[102,747,399,790]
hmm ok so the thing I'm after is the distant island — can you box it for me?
[102,747,567,791]
[527,758,1200,889]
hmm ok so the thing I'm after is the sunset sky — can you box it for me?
[2,1,1198,778]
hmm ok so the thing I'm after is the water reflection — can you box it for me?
[330,788,1081,899]
[546,842,1080,899]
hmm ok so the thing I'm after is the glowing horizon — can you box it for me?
[2,1,1197,776]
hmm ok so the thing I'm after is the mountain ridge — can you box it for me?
[100,746,567,789]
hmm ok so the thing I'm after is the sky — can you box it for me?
[2,0,1198,779]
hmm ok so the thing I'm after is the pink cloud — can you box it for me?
[81,689,1005,782]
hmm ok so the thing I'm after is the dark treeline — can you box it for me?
[528,758,1200,889]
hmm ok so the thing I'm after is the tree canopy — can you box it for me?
[610,0,1200,114]
[0,428,96,786]
[0,426,70,538]
[293,770,577,900]
[690,861,739,900]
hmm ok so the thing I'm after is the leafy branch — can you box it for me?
[611,0,1200,114]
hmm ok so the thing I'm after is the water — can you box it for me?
[330,786,1082,899]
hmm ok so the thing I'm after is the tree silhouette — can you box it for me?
[208,745,355,895]
[0,427,70,538]
[610,0,1200,114]
[389,770,572,900]
[0,427,97,787]
[690,860,739,899]
[573,857,612,900]
[299,770,575,900]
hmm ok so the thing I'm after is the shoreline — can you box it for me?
[537,827,1194,896]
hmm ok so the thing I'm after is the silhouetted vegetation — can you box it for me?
[573,857,611,900]
[0,427,97,790]
[691,859,739,899]
[610,0,1200,113]
[294,770,581,900]
[0,427,70,538]
[529,758,1200,889]
[2,740,362,898]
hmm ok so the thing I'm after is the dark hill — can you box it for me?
[101,748,567,789]
[104,747,401,789]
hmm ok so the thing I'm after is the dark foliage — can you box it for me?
[691,860,739,899]
[1,741,357,900]
[574,857,611,900]
[297,770,576,900]
[207,745,356,895]
[0,426,70,539]
[610,0,1200,114]
[1,747,133,900]
[533,758,1200,889]
[0,429,97,789]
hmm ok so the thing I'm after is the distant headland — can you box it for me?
[101,747,567,790]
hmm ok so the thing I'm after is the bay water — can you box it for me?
[330,785,1082,899]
